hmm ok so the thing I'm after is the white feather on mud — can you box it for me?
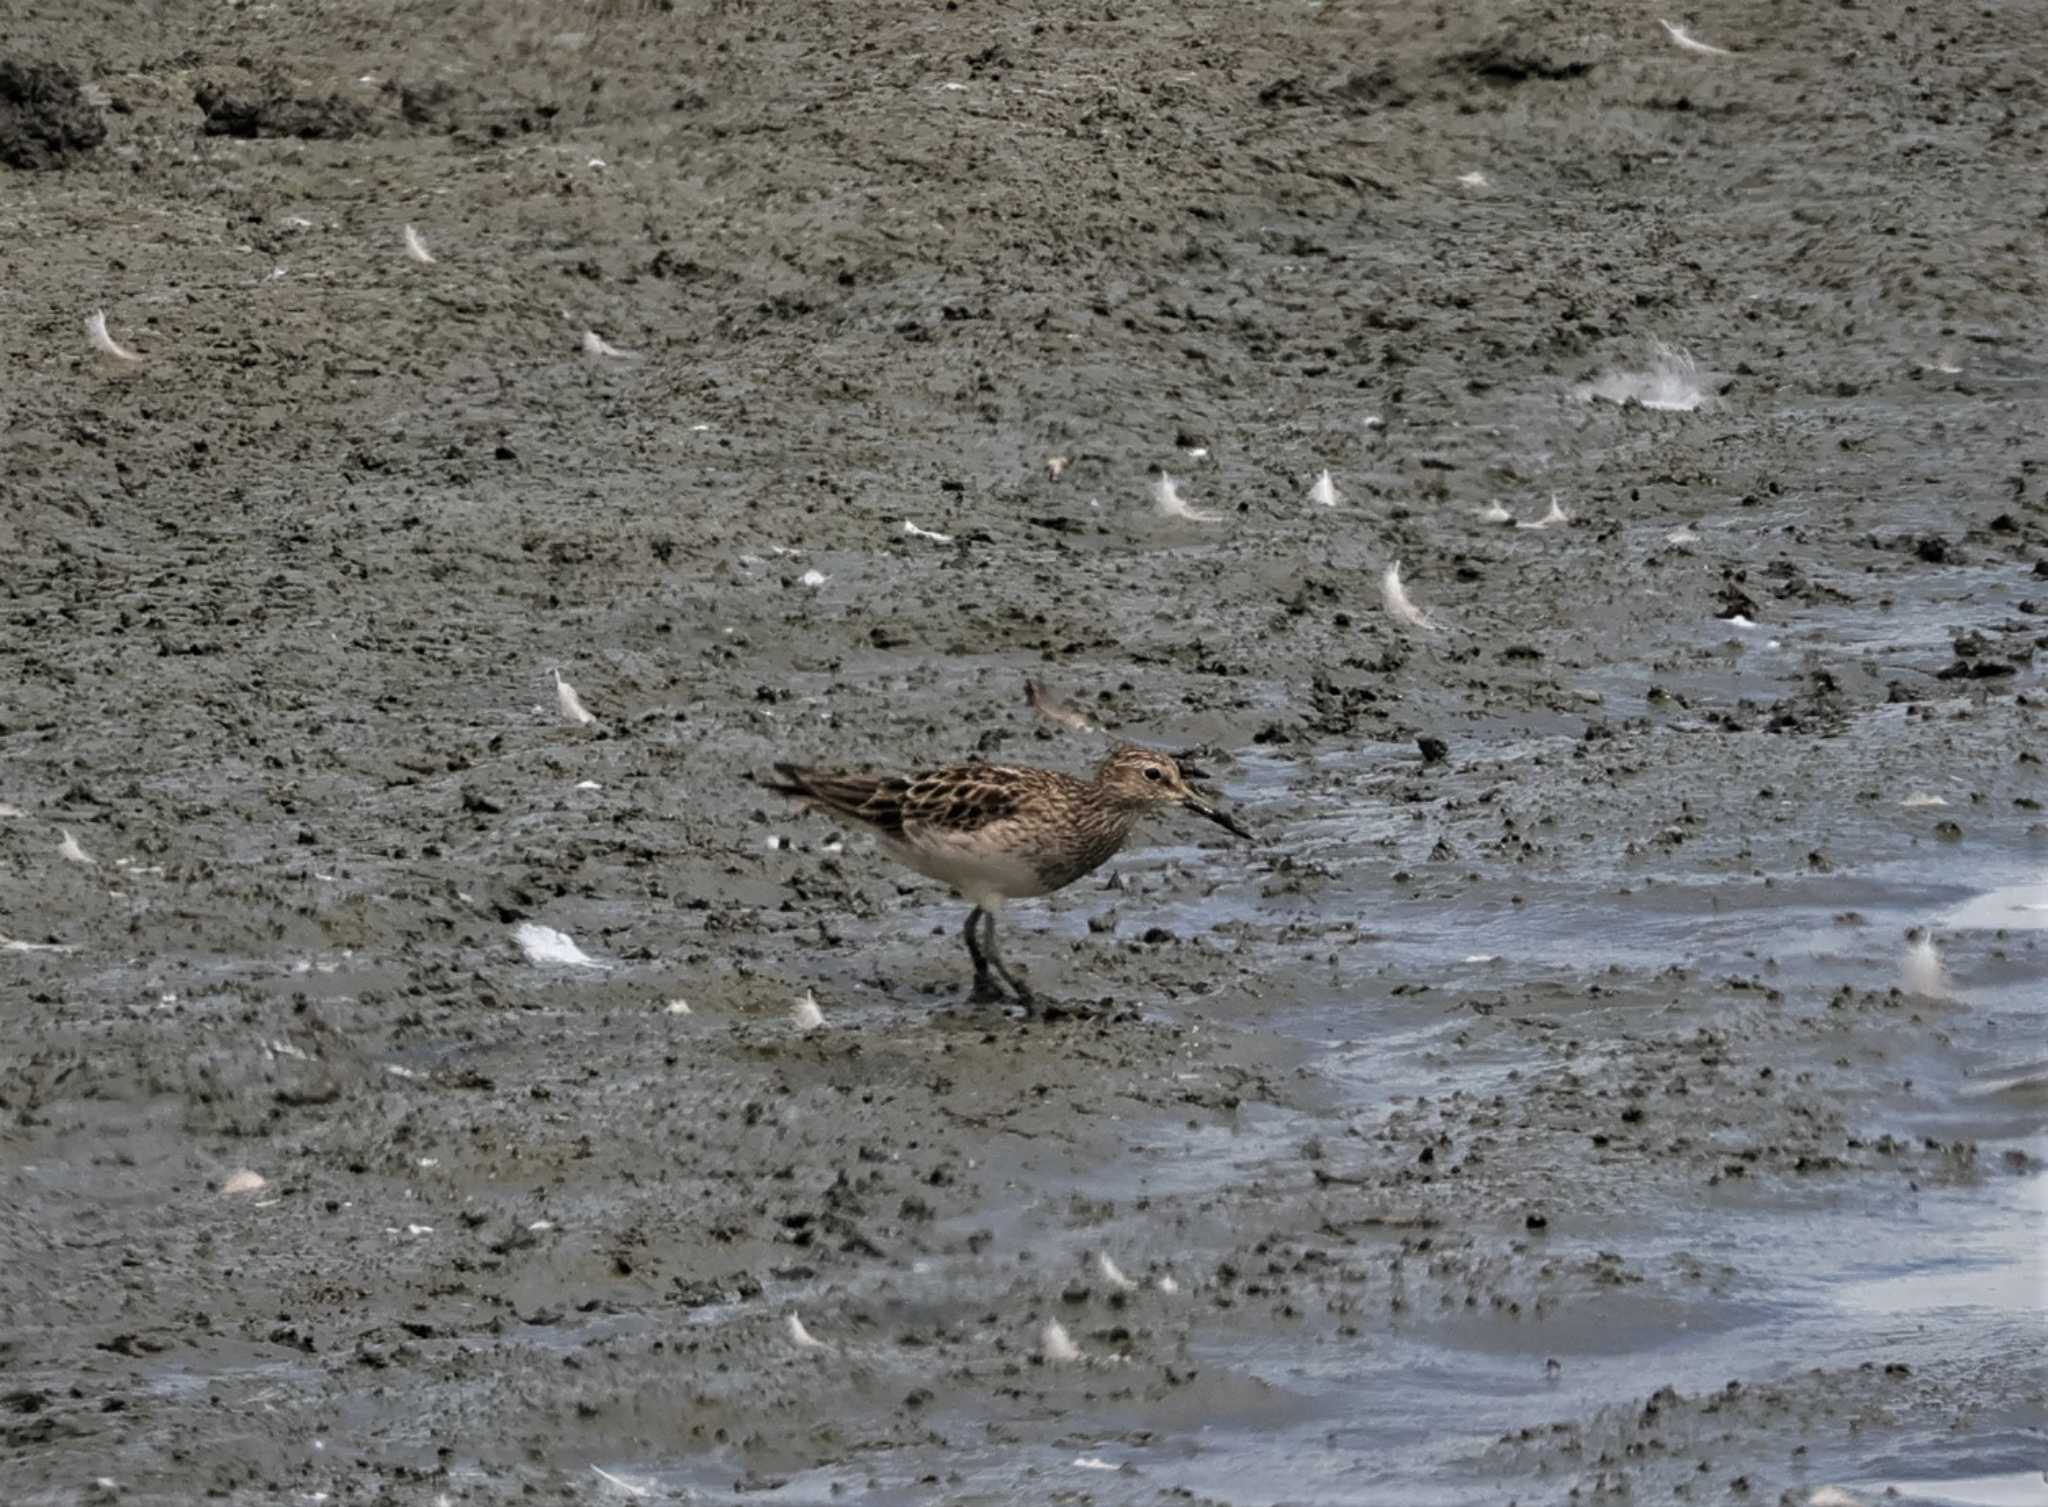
[798,568,829,588]
[1576,339,1707,412]
[554,669,596,725]
[1157,1273,1180,1294]
[402,224,436,264]
[513,922,612,970]
[901,519,954,543]
[1455,170,1489,188]
[0,802,23,818]
[86,310,142,362]
[1044,455,1069,479]
[1901,932,1952,1000]
[1521,493,1571,530]
[1041,1319,1082,1364]
[58,828,96,866]
[1026,678,1098,734]
[1381,562,1434,631]
[1660,19,1733,55]
[589,1466,651,1499]
[1095,1253,1137,1291]
[221,1169,269,1197]
[1665,525,1701,545]
[787,1313,826,1349]
[581,330,637,360]
[666,998,692,1015]
[1,933,77,954]
[792,989,825,1031]
[1307,469,1340,507]
[1899,792,1949,809]
[1151,472,1221,523]
[1477,502,1514,525]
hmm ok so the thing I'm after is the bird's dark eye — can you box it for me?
[1144,766,1163,781]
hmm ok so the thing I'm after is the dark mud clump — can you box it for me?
[193,67,372,141]
[0,59,105,169]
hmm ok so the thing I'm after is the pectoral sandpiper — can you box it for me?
[764,745,1252,1014]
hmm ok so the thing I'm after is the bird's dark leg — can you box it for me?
[962,906,1008,1005]
[978,909,1038,1013]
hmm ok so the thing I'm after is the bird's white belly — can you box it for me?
[879,829,1051,907]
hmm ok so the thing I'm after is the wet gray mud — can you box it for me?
[3,1,2044,1503]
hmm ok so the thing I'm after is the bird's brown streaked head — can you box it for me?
[1095,745,1252,839]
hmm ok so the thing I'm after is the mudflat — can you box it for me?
[3,2,2043,1504]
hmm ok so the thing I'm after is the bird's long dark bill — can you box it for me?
[1184,795,1252,840]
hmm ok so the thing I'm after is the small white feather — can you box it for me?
[1096,1253,1137,1291]
[1664,526,1701,545]
[1307,469,1340,507]
[787,1313,826,1349]
[902,519,955,543]
[0,802,22,818]
[403,224,437,264]
[1477,502,1514,525]
[554,668,596,725]
[1456,170,1489,188]
[1074,1457,1117,1471]
[1381,562,1432,630]
[1026,679,1099,734]
[1901,933,1951,1000]
[1041,1319,1082,1364]
[1576,338,1706,412]
[792,989,825,1031]
[1521,493,1571,529]
[799,568,829,588]
[589,1466,650,1500]
[1660,18,1733,55]
[86,310,141,362]
[0,933,76,954]
[1151,472,1221,523]
[1045,455,1070,479]
[1899,793,1948,809]
[58,828,96,866]
[221,1169,269,1197]
[513,922,612,970]
[582,330,637,360]
[1808,1488,1868,1507]
[666,998,692,1015]
[1157,1274,1180,1294]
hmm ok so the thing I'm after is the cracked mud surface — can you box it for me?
[3,1,2044,1503]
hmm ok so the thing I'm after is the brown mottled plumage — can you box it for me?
[764,745,1251,1013]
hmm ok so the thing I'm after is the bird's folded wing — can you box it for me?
[898,767,1032,838]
